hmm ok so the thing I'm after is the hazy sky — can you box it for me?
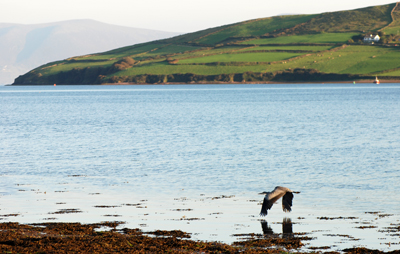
[0,0,396,32]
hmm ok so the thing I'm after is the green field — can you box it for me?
[380,68,400,76]
[237,45,334,52]
[241,33,359,44]
[109,45,400,77]
[113,62,271,76]
[383,26,400,35]
[167,46,245,60]
[71,44,167,61]
[178,52,304,64]
[38,60,115,76]
[141,44,204,57]
[254,45,400,75]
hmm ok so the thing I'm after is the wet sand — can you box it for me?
[1,184,400,253]
[1,192,400,253]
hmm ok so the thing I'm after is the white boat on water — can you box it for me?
[373,76,380,84]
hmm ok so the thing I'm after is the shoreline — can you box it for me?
[8,79,400,86]
[102,79,400,85]
[1,222,398,253]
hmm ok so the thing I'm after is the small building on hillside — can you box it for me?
[363,34,380,42]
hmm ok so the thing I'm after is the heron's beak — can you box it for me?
[258,192,267,195]
[293,191,301,194]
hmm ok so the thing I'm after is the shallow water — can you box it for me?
[1,84,400,252]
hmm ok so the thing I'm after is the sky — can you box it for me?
[0,0,397,33]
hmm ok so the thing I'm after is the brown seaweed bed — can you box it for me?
[1,222,399,253]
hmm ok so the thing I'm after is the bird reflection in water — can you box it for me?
[261,220,274,235]
[261,218,293,238]
[282,218,293,238]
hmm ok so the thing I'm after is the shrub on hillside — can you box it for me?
[111,57,136,71]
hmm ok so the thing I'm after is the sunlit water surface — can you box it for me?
[1,84,400,252]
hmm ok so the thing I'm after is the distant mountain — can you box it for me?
[0,20,179,84]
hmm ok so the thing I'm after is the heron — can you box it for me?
[259,186,300,216]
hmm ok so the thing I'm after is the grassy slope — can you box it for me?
[240,33,360,44]
[381,2,400,34]
[290,4,394,33]
[194,15,317,45]
[260,45,400,75]
[237,45,335,51]
[14,2,400,85]
[178,52,305,64]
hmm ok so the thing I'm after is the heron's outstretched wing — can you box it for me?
[260,195,273,216]
[282,192,293,212]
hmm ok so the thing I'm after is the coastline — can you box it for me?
[1,222,398,253]
[101,79,400,85]
[9,79,400,86]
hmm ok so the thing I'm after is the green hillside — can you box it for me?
[13,2,400,85]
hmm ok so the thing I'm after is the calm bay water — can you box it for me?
[1,84,400,251]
